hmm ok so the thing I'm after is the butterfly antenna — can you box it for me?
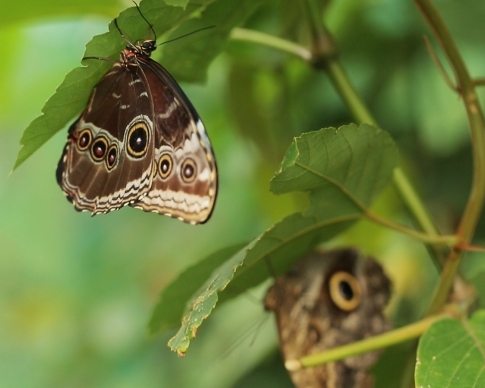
[82,56,117,63]
[133,1,157,41]
[219,314,270,360]
[158,25,216,47]
[113,18,138,52]
[119,1,213,48]
[83,17,135,61]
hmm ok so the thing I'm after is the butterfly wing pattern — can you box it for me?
[264,249,391,388]
[57,29,217,224]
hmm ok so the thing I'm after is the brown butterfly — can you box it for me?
[265,249,391,388]
[56,7,217,224]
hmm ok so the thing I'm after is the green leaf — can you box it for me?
[270,123,399,208]
[167,215,356,355]
[164,0,190,6]
[280,141,299,169]
[148,242,246,335]
[163,0,264,83]
[221,210,358,300]
[14,0,219,170]
[415,311,485,387]
[166,240,257,355]
[14,64,106,170]
[166,124,399,354]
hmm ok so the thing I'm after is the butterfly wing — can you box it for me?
[264,250,391,388]
[56,63,156,214]
[57,55,217,223]
[129,57,218,224]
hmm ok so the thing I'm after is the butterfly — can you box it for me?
[56,7,217,225]
[264,249,391,388]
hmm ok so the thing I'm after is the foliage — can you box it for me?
[3,0,485,387]
[416,311,485,387]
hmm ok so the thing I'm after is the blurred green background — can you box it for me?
[1,0,485,387]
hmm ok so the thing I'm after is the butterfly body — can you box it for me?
[57,33,217,224]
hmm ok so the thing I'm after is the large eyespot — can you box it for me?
[181,158,197,183]
[158,153,173,179]
[328,271,362,312]
[106,144,118,170]
[90,137,108,162]
[77,129,92,151]
[127,121,149,158]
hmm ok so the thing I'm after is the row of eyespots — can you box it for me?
[76,122,150,170]
[76,128,118,170]
[158,153,197,183]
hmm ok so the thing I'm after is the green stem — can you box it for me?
[229,27,448,253]
[230,28,311,60]
[414,0,485,315]
[294,314,449,369]
[392,168,441,239]
[325,61,376,125]
[295,162,455,245]
[365,210,457,246]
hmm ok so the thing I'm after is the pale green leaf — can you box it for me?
[416,311,485,387]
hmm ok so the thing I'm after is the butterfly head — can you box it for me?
[121,39,157,63]
[136,39,157,57]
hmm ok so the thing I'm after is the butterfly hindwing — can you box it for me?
[129,57,217,223]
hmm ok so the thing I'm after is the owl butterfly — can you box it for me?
[264,249,391,388]
[56,6,217,224]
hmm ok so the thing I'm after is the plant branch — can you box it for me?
[364,210,457,246]
[413,0,485,315]
[287,313,451,370]
[295,163,455,245]
[230,28,312,61]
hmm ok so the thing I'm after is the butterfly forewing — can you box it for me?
[57,31,217,224]
[57,62,156,214]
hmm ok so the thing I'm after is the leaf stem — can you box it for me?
[364,210,457,246]
[325,61,376,125]
[292,313,450,369]
[295,162,454,245]
[230,28,312,61]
